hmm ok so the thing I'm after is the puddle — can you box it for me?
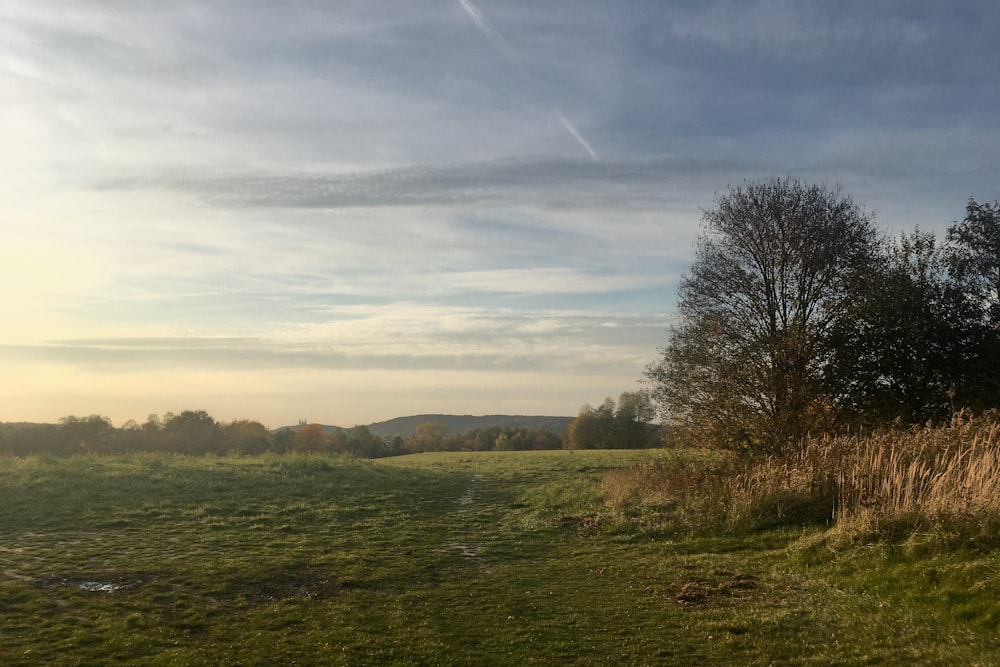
[457,474,485,506]
[33,573,154,594]
[78,581,129,593]
[439,541,482,558]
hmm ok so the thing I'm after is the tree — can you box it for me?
[292,423,331,453]
[221,419,273,455]
[524,427,562,450]
[407,422,451,452]
[272,427,296,454]
[340,425,383,458]
[946,198,1000,409]
[58,415,114,454]
[827,231,974,425]
[115,419,145,452]
[563,404,604,449]
[563,394,656,449]
[615,390,655,449]
[473,425,503,451]
[645,179,879,454]
[948,198,1000,324]
[163,410,223,454]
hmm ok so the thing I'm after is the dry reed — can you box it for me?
[602,412,1000,544]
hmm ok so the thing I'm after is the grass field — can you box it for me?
[1,449,999,665]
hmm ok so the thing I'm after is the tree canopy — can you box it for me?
[563,391,658,449]
[646,178,878,453]
[647,188,1000,453]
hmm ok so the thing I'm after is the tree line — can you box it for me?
[0,411,567,457]
[645,179,1000,454]
[0,412,281,458]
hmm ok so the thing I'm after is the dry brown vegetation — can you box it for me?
[602,411,1000,546]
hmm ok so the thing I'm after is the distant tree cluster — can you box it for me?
[562,391,659,449]
[274,423,392,457]
[645,179,1000,454]
[0,411,392,458]
[400,422,563,453]
[0,412,568,457]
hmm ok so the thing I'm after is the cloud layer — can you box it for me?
[2,1,998,426]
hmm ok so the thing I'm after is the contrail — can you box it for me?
[458,0,520,65]
[458,0,600,161]
[557,113,599,161]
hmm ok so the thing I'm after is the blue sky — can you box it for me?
[2,1,998,427]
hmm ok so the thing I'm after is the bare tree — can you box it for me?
[646,178,879,454]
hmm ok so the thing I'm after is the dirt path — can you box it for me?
[438,473,492,560]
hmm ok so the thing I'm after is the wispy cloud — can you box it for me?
[119,156,740,211]
[0,304,667,378]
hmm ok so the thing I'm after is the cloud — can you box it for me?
[100,145,998,243]
[110,155,741,210]
[5,1,601,179]
[0,303,668,379]
[2,1,997,426]
[660,1,995,71]
[442,268,661,296]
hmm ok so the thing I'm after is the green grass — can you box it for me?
[1,450,999,665]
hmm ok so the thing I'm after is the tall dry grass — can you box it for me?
[602,412,1000,545]
[831,413,1000,543]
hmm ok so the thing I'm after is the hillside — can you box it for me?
[365,414,572,439]
[275,415,573,438]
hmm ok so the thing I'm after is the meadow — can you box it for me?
[1,448,999,665]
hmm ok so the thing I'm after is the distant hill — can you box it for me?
[365,414,573,439]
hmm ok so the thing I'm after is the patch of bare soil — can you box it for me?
[649,570,759,606]
[224,569,353,603]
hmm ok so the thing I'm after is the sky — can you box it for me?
[2,1,998,428]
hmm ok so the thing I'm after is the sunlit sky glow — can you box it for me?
[2,1,998,427]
